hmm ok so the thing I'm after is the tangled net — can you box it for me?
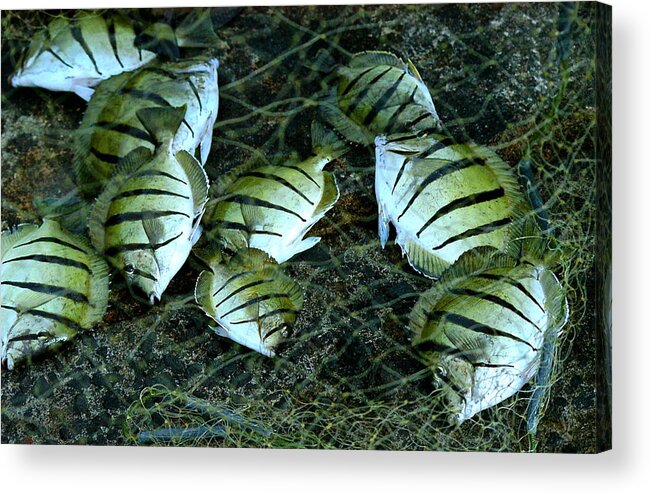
[1,4,602,451]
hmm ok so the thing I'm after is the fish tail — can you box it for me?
[311,121,349,164]
[175,8,218,48]
[135,22,180,60]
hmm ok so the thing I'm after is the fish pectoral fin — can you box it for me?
[400,237,448,280]
[313,171,339,217]
[190,223,203,246]
[210,324,230,339]
[72,85,96,101]
[15,290,58,313]
[283,237,321,262]
[444,326,488,361]
[406,58,423,81]
[378,203,390,248]
[240,204,266,237]
[319,91,373,145]
[116,147,154,175]
[175,150,209,214]
[143,218,167,247]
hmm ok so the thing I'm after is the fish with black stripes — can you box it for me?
[1,219,110,370]
[321,51,441,146]
[200,122,345,264]
[194,248,303,357]
[409,247,568,424]
[374,132,530,279]
[9,9,217,101]
[88,105,209,304]
[75,56,219,197]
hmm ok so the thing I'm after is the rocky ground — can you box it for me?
[1,4,607,451]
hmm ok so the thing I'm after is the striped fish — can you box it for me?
[375,133,530,279]
[410,249,568,424]
[88,106,209,304]
[1,219,109,370]
[201,122,345,264]
[321,51,441,145]
[10,9,217,101]
[195,248,303,357]
[75,56,219,197]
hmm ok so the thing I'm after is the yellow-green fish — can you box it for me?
[322,51,441,145]
[10,10,217,100]
[194,248,303,357]
[75,56,219,197]
[1,219,110,370]
[89,105,209,304]
[410,249,568,424]
[375,133,529,279]
[201,122,345,263]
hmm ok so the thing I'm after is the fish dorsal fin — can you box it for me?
[313,171,340,217]
[231,247,275,272]
[349,51,405,69]
[195,269,217,318]
[136,105,187,145]
[438,247,517,286]
[319,91,373,145]
[311,121,350,162]
[272,271,304,311]
[40,218,98,257]
[82,251,110,329]
[401,237,450,280]
[1,224,39,259]
[87,148,149,252]
[175,8,218,48]
[175,150,209,214]
[540,269,569,336]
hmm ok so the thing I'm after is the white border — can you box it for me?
[2,0,650,491]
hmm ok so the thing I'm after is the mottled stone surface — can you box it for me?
[1,4,606,451]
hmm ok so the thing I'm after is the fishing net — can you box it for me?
[1,3,606,451]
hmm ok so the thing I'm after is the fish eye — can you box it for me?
[435,366,447,378]
[124,264,135,275]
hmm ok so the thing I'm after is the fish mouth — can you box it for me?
[128,282,162,305]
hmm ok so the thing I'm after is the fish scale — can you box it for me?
[1,219,109,370]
